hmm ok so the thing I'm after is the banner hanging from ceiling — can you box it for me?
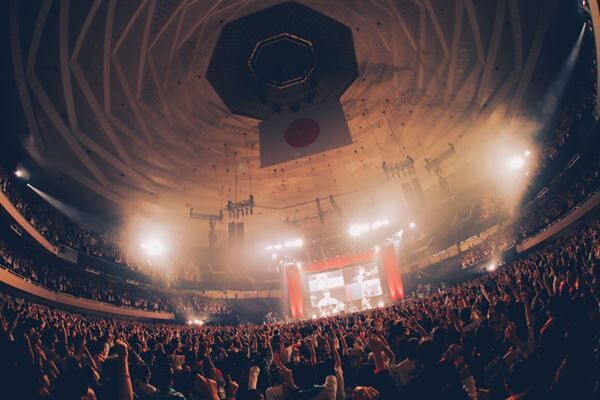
[258,100,353,167]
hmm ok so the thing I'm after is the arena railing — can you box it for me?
[0,264,175,320]
[516,188,600,252]
[0,189,57,254]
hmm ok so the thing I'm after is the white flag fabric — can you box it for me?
[258,101,353,167]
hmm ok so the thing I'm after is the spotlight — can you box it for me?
[267,245,272,250]
[377,301,385,308]
[14,169,25,178]
[271,253,278,259]
[349,225,361,236]
[141,239,166,256]
[274,244,282,250]
[293,238,304,248]
[508,156,525,170]
[487,263,497,272]
[284,241,292,248]
[409,222,416,229]
[349,223,370,237]
[524,150,531,157]
[374,245,380,252]
[296,262,302,269]
[371,219,390,229]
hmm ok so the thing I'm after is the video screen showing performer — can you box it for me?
[309,288,346,316]
[306,263,385,316]
[343,264,383,301]
[307,270,344,292]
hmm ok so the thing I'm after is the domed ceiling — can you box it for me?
[7,0,568,248]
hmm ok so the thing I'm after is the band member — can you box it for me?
[361,297,372,310]
[317,291,339,307]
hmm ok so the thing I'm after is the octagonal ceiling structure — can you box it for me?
[249,34,316,89]
[6,0,570,250]
[206,1,358,119]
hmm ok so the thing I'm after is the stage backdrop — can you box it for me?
[286,244,404,319]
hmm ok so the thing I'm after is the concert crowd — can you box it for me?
[0,238,230,315]
[0,169,142,272]
[0,219,598,400]
[461,157,599,268]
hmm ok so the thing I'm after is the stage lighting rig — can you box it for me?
[382,155,415,180]
[226,195,255,219]
[329,195,343,217]
[266,238,304,251]
[424,143,456,176]
[424,143,456,194]
[315,198,324,225]
[348,219,390,237]
[189,208,224,221]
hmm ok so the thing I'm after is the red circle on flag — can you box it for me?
[284,118,320,148]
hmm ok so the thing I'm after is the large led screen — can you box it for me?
[306,263,384,317]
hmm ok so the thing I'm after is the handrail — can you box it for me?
[175,288,284,299]
[516,189,600,252]
[0,190,57,253]
[0,265,175,320]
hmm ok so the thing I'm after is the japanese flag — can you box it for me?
[258,100,353,167]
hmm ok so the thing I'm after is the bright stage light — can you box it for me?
[271,253,278,259]
[487,263,497,272]
[268,238,303,251]
[374,245,380,252]
[349,225,361,236]
[14,169,25,178]
[296,262,302,269]
[409,222,416,229]
[371,219,390,229]
[377,301,385,308]
[349,223,371,237]
[508,156,525,170]
[140,239,166,256]
[524,150,531,157]
[350,220,391,237]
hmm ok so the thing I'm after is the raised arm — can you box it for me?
[336,329,348,357]
[521,288,535,357]
[480,283,492,304]
[369,335,387,374]
[114,340,133,400]
[305,337,317,366]
[328,335,341,370]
